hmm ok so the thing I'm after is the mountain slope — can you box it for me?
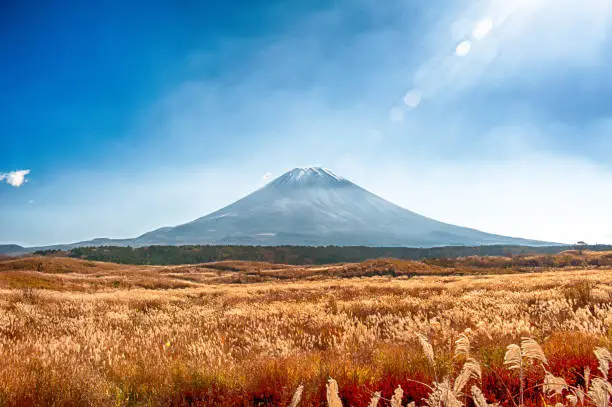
[134,167,547,247]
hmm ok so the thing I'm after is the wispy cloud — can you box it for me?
[0,170,30,187]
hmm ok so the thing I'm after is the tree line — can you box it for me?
[32,244,612,265]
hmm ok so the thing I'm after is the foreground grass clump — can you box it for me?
[0,257,610,406]
[321,335,611,407]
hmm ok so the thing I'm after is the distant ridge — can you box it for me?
[0,244,26,255]
[12,167,555,250]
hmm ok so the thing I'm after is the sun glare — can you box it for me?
[473,18,493,40]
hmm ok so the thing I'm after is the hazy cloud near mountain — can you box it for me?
[4,152,612,247]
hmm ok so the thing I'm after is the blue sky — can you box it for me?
[2,0,612,246]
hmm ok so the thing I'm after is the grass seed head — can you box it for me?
[391,385,404,407]
[326,378,342,407]
[504,344,522,370]
[594,347,611,378]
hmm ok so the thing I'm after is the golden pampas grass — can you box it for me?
[543,372,568,396]
[504,344,522,370]
[585,366,592,390]
[425,379,462,407]
[594,347,611,378]
[289,384,304,407]
[520,337,548,365]
[454,358,482,395]
[368,391,381,407]
[455,332,471,359]
[326,378,342,407]
[587,378,612,407]
[472,386,489,407]
[390,385,404,407]
[417,333,435,367]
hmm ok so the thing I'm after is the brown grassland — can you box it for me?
[0,252,611,406]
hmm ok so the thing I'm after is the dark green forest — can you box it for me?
[33,244,612,265]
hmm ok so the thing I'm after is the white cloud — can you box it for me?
[0,170,30,187]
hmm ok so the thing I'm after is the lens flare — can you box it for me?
[403,89,422,109]
[455,40,472,56]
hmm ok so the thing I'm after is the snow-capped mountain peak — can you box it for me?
[269,167,348,187]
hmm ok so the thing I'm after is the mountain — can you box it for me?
[0,244,27,255]
[131,167,548,247]
[15,167,552,251]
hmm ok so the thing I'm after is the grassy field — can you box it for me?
[0,254,610,406]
